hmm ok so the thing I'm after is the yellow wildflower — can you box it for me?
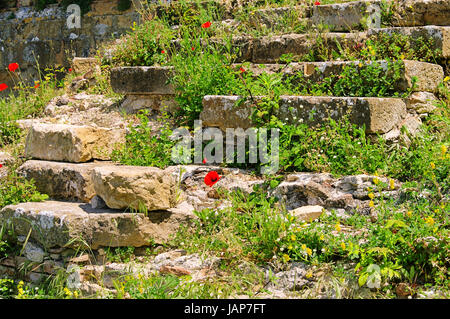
[368,192,375,200]
[301,244,307,250]
[341,242,346,250]
[319,234,325,240]
[335,223,341,232]
[64,287,73,297]
[306,248,312,256]
[373,177,379,185]
[290,234,297,241]
[282,254,291,263]
[406,211,412,217]
[389,179,395,190]
[17,281,25,298]
[73,290,79,298]
[288,245,293,250]
[369,200,374,207]
[306,271,313,279]
[430,162,436,169]
[425,216,435,225]
[358,62,363,68]
[444,76,450,82]
[399,54,405,60]
[441,145,447,156]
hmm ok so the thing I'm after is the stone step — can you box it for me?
[201,95,407,134]
[17,160,112,203]
[0,201,194,249]
[311,0,450,31]
[110,66,175,95]
[250,26,450,63]
[17,160,180,212]
[113,60,442,97]
[91,165,178,211]
[367,26,450,59]
[169,26,449,64]
[242,60,444,93]
[24,123,126,163]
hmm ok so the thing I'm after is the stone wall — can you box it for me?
[0,0,141,92]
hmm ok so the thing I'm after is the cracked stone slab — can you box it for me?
[25,123,125,162]
[17,160,113,202]
[0,201,194,249]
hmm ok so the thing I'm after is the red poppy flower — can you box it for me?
[203,158,207,164]
[239,67,245,73]
[34,83,40,89]
[0,83,8,91]
[8,63,19,72]
[191,47,195,51]
[161,50,165,54]
[204,171,221,187]
[314,1,321,5]
[0,164,3,168]
[68,68,73,72]
[201,21,212,29]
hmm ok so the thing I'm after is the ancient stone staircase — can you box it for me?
[0,0,449,294]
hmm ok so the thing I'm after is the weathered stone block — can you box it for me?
[311,0,377,31]
[91,165,178,211]
[407,92,439,114]
[119,94,177,113]
[391,0,450,27]
[17,160,113,202]
[290,205,324,222]
[201,95,407,134]
[25,123,125,162]
[110,66,175,95]
[0,201,194,249]
[238,60,443,92]
[72,57,101,75]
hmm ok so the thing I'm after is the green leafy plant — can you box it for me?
[111,110,176,168]
[0,173,49,208]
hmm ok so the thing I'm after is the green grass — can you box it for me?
[0,68,64,147]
